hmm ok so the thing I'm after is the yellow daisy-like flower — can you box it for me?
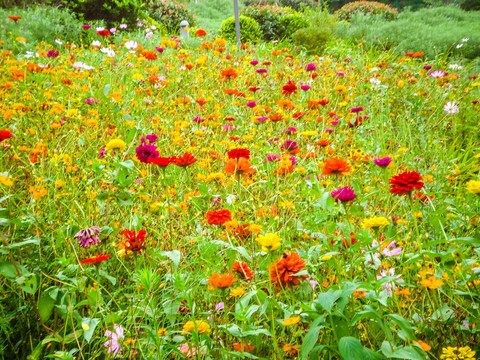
[182,320,211,334]
[361,217,390,229]
[229,286,245,298]
[0,175,13,186]
[282,316,301,326]
[157,327,167,336]
[256,233,282,252]
[106,139,126,153]
[440,346,476,360]
[466,180,480,194]
[29,185,47,200]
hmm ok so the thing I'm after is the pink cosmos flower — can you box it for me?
[104,324,123,355]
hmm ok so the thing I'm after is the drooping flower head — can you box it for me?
[74,226,101,247]
[330,186,357,203]
[269,252,307,288]
[389,171,424,196]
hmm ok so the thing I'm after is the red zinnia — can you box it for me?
[282,80,297,95]
[81,253,111,264]
[97,30,110,36]
[8,16,22,22]
[0,130,13,140]
[122,229,147,254]
[173,152,197,167]
[149,156,175,168]
[389,171,424,196]
[206,209,232,225]
[195,29,207,37]
[227,148,250,159]
[232,261,254,280]
[269,252,307,288]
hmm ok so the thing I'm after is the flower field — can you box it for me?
[0,23,480,360]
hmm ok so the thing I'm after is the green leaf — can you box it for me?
[160,250,181,271]
[339,337,365,360]
[16,274,38,294]
[301,316,325,360]
[386,314,415,341]
[82,318,100,343]
[0,261,25,279]
[103,83,111,97]
[381,342,425,360]
[7,236,40,249]
[315,289,341,314]
[38,295,56,322]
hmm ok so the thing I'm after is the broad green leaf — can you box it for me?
[82,318,100,343]
[7,236,40,249]
[38,295,56,322]
[386,314,415,341]
[301,316,325,360]
[315,289,341,314]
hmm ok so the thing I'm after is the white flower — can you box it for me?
[91,40,101,47]
[449,64,462,70]
[55,39,63,45]
[444,101,459,115]
[25,51,34,58]
[72,62,94,70]
[370,67,379,72]
[456,43,463,49]
[100,47,115,58]
[96,27,105,32]
[462,38,469,42]
[151,25,157,30]
[124,40,138,50]
[370,78,381,85]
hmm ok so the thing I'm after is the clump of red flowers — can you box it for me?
[81,253,111,264]
[122,229,147,254]
[206,209,232,225]
[0,129,13,141]
[389,171,424,196]
[405,52,424,57]
[282,80,297,95]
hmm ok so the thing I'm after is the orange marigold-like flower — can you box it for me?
[233,342,255,352]
[224,158,255,178]
[206,209,232,225]
[208,272,236,288]
[173,152,197,167]
[270,252,307,288]
[420,276,444,289]
[221,68,238,79]
[195,29,207,37]
[232,261,254,280]
[321,157,351,177]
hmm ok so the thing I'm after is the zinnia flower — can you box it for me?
[208,272,236,288]
[135,139,159,163]
[122,229,147,254]
[256,233,282,252]
[106,139,126,153]
[206,209,232,225]
[231,261,254,280]
[361,217,390,229]
[282,80,297,95]
[74,226,101,247]
[373,157,392,167]
[280,140,298,151]
[149,156,175,168]
[440,346,476,360]
[224,158,255,178]
[228,148,250,159]
[466,180,480,194]
[321,157,351,177]
[0,130,13,140]
[182,320,211,334]
[330,186,357,203]
[389,171,424,195]
[269,252,307,288]
[173,152,197,167]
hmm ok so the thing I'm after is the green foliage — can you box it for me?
[292,9,338,54]
[220,15,262,43]
[335,1,398,21]
[62,0,146,27]
[243,0,321,12]
[147,0,196,34]
[0,6,84,52]
[241,5,308,41]
[189,0,240,31]
[336,6,480,59]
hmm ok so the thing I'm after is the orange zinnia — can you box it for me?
[270,252,307,288]
[173,152,197,167]
[321,157,351,177]
[224,158,255,178]
[232,261,254,280]
[208,272,236,288]
[221,68,238,79]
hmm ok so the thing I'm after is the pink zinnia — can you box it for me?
[330,186,357,203]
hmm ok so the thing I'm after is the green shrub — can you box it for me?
[0,6,84,52]
[243,0,321,12]
[335,1,398,21]
[147,0,196,34]
[241,5,308,41]
[220,15,262,43]
[62,0,146,28]
[335,6,480,59]
[292,9,337,54]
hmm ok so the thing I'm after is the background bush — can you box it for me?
[0,6,84,51]
[220,15,262,43]
[292,9,338,54]
[243,0,321,11]
[147,0,196,34]
[241,5,308,41]
[335,5,480,59]
[335,1,398,20]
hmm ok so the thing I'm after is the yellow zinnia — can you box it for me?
[106,139,126,153]
[182,320,211,334]
[282,316,301,326]
[466,180,480,194]
[256,233,282,252]
[361,217,390,229]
